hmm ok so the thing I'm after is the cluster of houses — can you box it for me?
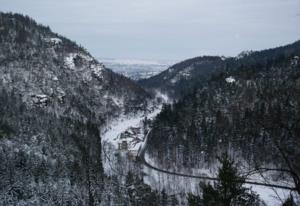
[117,127,142,161]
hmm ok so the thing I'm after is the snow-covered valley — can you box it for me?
[100,93,298,206]
[1,10,300,206]
[101,92,169,175]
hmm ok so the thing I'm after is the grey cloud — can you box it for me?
[1,0,300,60]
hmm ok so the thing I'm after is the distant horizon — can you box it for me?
[2,0,300,60]
[100,38,299,63]
[98,57,176,65]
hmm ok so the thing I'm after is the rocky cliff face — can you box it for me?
[0,13,150,123]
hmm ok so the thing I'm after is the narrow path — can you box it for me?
[138,130,296,191]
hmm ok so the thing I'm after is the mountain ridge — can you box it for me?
[139,40,300,99]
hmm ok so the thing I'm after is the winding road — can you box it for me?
[137,130,297,191]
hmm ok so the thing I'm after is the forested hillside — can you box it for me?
[1,11,300,206]
[139,41,300,100]
[146,41,300,194]
[138,56,226,98]
[0,12,162,205]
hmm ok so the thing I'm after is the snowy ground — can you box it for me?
[248,184,298,206]
[100,92,299,205]
[101,107,160,150]
[101,92,169,175]
[143,154,299,205]
[143,165,298,205]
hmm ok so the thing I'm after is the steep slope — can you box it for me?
[145,41,300,193]
[0,13,150,122]
[0,12,151,205]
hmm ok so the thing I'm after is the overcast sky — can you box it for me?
[1,0,300,61]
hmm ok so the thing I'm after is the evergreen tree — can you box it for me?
[203,155,261,206]
[282,196,296,206]
[187,193,202,206]
[160,189,168,206]
[188,155,261,206]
